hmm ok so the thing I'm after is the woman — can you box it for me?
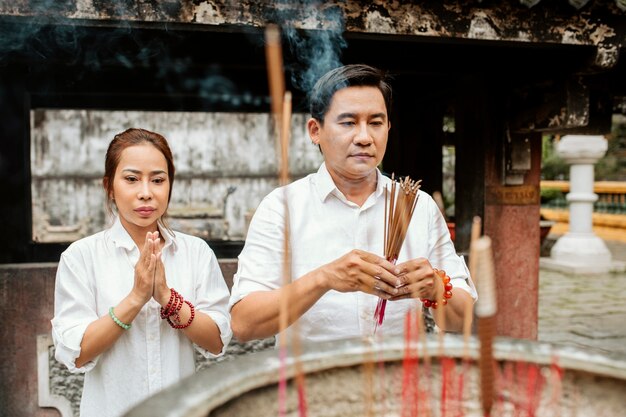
[52,128,232,417]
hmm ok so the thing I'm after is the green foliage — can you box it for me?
[540,187,564,203]
[541,115,626,181]
[598,115,626,181]
[541,136,568,180]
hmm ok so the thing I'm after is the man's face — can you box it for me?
[308,86,389,183]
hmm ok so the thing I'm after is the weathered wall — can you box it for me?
[30,109,322,242]
[1,1,624,49]
[0,264,60,417]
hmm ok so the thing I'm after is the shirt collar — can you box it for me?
[314,163,337,202]
[107,216,178,252]
[314,162,390,203]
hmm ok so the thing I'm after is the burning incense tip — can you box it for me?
[265,24,281,43]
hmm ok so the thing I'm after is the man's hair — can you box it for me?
[309,64,392,124]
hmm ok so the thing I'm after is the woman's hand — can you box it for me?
[130,231,159,306]
[152,239,171,306]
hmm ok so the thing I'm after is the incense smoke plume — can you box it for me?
[0,1,251,108]
[0,2,347,109]
[265,2,347,103]
[282,6,347,94]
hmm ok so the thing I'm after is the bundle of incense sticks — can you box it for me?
[374,175,422,329]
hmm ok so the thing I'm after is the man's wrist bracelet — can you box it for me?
[420,268,453,309]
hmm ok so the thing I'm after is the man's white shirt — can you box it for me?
[230,163,476,342]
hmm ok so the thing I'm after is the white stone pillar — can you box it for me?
[548,135,612,273]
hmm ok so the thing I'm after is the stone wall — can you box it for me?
[30,109,322,242]
[2,1,623,47]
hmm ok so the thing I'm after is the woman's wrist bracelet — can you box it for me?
[160,288,180,319]
[109,306,132,330]
[166,300,195,329]
[160,288,196,329]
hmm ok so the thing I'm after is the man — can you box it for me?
[230,64,475,343]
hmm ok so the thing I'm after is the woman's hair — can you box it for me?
[103,128,176,226]
[309,64,393,124]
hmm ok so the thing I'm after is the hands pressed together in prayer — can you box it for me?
[130,231,171,307]
[321,249,445,303]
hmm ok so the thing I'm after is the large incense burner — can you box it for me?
[126,336,626,417]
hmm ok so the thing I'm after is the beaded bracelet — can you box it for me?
[160,289,176,319]
[160,288,196,329]
[109,306,131,330]
[166,300,195,329]
[420,269,453,309]
[160,288,181,319]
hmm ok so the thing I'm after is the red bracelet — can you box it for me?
[167,300,195,329]
[171,294,184,323]
[160,289,184,319]
[421,269,453,309]
[159,289,176,319]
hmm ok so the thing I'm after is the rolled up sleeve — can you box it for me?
[425,195,478,301]
[193,246,233,358]
[51,252,99,373]
[229,192,285,310]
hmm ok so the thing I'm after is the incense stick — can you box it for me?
[277,92,292,344]
[265,24,285,123]
[374,175,422,329]
[265,25,307,417]
[474,236,497,417]
[464,216,482,357]
[265,23,287,188]
[279,92,292,186]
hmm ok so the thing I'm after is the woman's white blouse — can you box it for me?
[51,217,232,417]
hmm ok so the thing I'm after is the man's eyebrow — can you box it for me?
[335,112,387,120]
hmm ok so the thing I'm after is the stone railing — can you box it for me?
[541,180,626,214]
[540,180,626,242]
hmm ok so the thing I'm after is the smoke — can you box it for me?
[0,1,347,109]
[0,2,249,108]
[283,26,347,94]
[278,3,347,96]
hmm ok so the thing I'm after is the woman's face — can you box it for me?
[111,143,170,234]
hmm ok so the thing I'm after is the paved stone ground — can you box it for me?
[538,237,626,356]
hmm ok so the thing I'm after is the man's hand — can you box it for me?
[389,257,443,301]
[320,249,401,299]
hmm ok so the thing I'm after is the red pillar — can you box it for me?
[484,133,542,339]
